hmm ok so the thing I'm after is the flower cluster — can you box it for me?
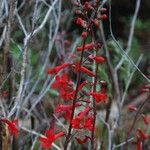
[44,0,109,149]
[40,128,65,149]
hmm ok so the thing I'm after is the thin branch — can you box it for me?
[115,0,141,70]
[121,54,143,107]
[108,0,150,83]
[98,114,112,150]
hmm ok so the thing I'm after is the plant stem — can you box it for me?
[91,51,98,150]
[64,39,86,150]
[124,94,150,150]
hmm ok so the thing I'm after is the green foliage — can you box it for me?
[11,43,22,60]
[135,19,150,30]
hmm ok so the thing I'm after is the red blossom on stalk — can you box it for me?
[55,102,81,113]
[137,137,143,150]
[100,8,107,13]
[81,31,87,39]
[77,43,95,51]
[47,63,70,74]
[60,87,75,100]
[72,107,91,129]
[40,128,65,149]
[92,19,100,27]
[142,114,149,125]
[80,66,96,77]
[83,115,94,131]
[98,14,108,20]
[78,81,89,91]
[73,62,96,77]
[89,55,105,64]
[127,104,137,112]
[137,129,149,140]
[0,119,19,136]
[76,17,87,28]
[89,92,108,103]
[84,2,93,10]
[52,73,72,89]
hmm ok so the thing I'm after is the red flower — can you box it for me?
[127,104,137,112]
[137,129,149,140]
[52,73,72,89]
[89,92,108,103]
[72,107,91,129]
[73,62,96,77]
[84,2,93,10]
[77,43,95,51]
[76,17,87,28]
[78,81,89,92]
[47,63,70,74]
[92,19,100,27]
[142,114,149,125]
[137,138,143,150]
[98,14,108,20]
[60,87,75,100]
[80,66,96,77]
[100,8,107,13]
[0,119,19,136]
[81,32,87,39]
[55,102,81,113]
[40,128,65,149]
[83,115,94,131]
[89,55,105,64]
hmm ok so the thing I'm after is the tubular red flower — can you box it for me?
[55,102,81,113]
[60,87,75,100]
[92,19,100,27]
[81,32,87,39]
[72,107,91,129]
[80,66,96,77]
[78,81,89,92]
[0,119,19,136]
[72,62,96,77]
[89,55,105,64]
[127,104,137,112]
[84,2,93,10]
[77,43,95,51]
[83,115,94,131]
[89,92,108,103]
[137,129,149,140]
[76,17,87,28]
[99,14,108,20]
[142,114,149,125]
[52,73,72,89]
[137,138,143,150]
[40,128,65,149]
[47,63,70,74]
[100,8,107,13]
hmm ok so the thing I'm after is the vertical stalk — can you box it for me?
[64,39,86,150]
[91,52,98,150]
